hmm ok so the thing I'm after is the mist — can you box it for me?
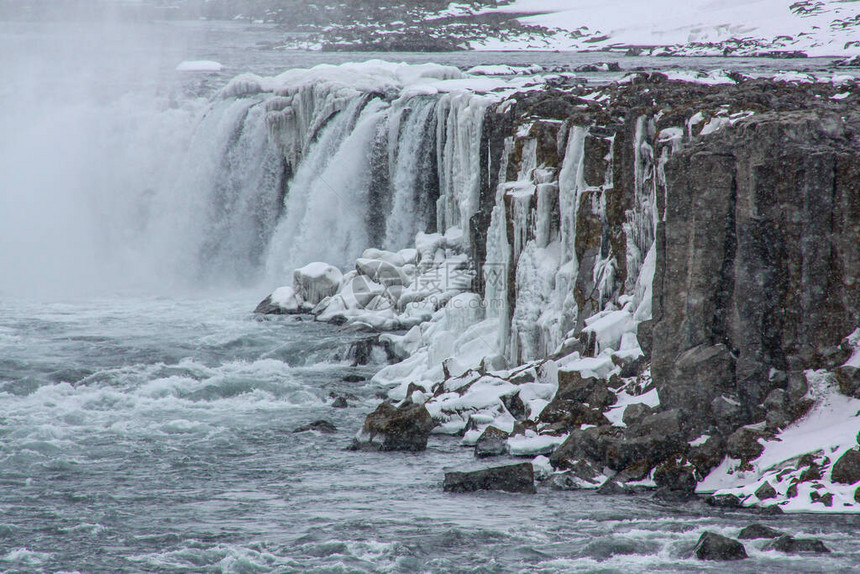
[0,7,225,298]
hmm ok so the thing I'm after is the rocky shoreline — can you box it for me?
[252,64,860,528]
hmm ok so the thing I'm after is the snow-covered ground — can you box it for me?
[477,0,860,56]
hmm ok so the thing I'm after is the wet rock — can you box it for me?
[294,420,337,434]
[622,403,653,426]
[350,401,434,451]
[550,460,604,490]
[342,374,366,383]
[705,494,742,508]
[331,396,349,408]
[726,428,764,462]
[755,481,776,501]
[474,426,509,458]
[831,449,860,484]
[738,524,784,540]
[443,463,536,494]
[596,478,631,495]
[653,460,697,495]
[694,531,748,561]
[765,535,830,554]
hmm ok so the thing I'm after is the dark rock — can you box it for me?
[755,481,776,501]
[538,399,610,429]
[763,388,786,412]
[550,460,604,490]
[738,524,784,540]
[786,372,809,402]
[831,449,860,484]
[555,370,617,409]
[342,374,366,383]
[660,343,736,418]
[653,460,697,494]
[294,420,337,434]
[597,478,631,495]
[628,409,685,439]
[710,395,745,433]
[474,426,509,458]
[622,403,653,426]
[705,494,742,508]
[836,364,860,397]
[688,433,726,475]
[254,295,292,315]
[652,110,860,425]
[443,463,536,494]
[350,401,435,451]
[786,482,799,498]
[757,504,785,515]
[501,391,527,421]
[694,531,748,561]
[810,491,833,507]
[854,486,860,503]
[798,464,820,482]
[331,396,349,408]
[726,428,764,462]
[765,535,830,554]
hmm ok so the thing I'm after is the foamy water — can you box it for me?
[0,295,857,573]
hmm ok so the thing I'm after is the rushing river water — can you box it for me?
[2,14,859,573]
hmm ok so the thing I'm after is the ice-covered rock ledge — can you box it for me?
[249,63,859,511]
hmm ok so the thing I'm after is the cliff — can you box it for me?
[248,63,860,510]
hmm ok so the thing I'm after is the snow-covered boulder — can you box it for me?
[293,262,343,305]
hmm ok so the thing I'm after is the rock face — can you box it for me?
[652,108,860,425]
[694,531,748,561]
[443,463,536,494]
[351,402,435,451]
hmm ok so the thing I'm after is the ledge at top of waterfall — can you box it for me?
[220,59,555,102]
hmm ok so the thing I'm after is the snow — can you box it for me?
[507,431,568,456]
[698,371,860,513]
[176,60,223,72]
[477,0,860,56]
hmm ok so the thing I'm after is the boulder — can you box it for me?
[332,396,348,408]
[555,370,617,409]
[538,399,610,430]
[694,531,748,561]
[765,535,830,554]
[550,460,604,490]
[755,481,776,501]
[831,449,860,484]
[653,460,697,495]
[704,494,742,508]
[738,524,784,540]
[726,427,764,462]
[474,426,509,458]
[622,403,653,426]
[355,257,408,287]
[836,364,860,397]
[688,434,726,475]
[254,286,303,315]
[293,262,343,305]
[350,401,435,451]
[294,420,337,434]
[661,344,736,417]
[443,463,536,494]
